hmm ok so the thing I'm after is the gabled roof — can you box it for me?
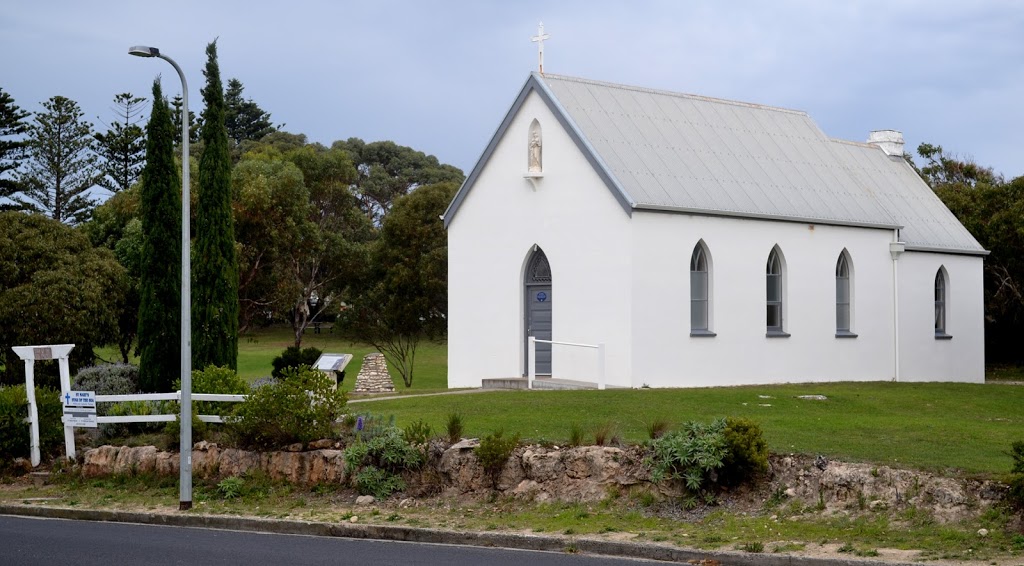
[444,73,985,255]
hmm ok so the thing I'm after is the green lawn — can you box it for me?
[360,381,1024,475]
[96,329,1024,474]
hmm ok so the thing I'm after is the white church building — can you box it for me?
[443,73,986,389]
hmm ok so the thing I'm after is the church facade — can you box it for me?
[443,73,986,388]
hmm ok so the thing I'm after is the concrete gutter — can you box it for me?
[0,504,920,566]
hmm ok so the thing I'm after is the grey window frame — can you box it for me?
[935,268,951,339]
[766,248,788,337]
[689,244,714,336]
[835,253,856,338]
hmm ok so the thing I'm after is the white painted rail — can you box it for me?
[527,337,606,390]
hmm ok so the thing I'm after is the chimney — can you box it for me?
[867,129,904,157]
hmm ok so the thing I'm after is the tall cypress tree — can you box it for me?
[137,79,181,392]
[193,40,239,370]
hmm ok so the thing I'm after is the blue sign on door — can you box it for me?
[536,291,547,302]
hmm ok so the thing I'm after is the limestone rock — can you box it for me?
[355,495,375,505]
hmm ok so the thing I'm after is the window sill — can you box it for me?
[935,333,953,340]
[690,330,717,337]
[835,331,858,339]
[766,330,791,338]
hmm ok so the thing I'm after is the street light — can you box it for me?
[128,45,193,511]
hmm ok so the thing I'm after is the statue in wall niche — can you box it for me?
[528,121,542,173]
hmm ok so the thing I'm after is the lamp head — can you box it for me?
[128,45,159,58]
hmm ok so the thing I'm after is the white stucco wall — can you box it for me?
[447,91,634,388]
[447,93,987,389]
[896,251,985,382]
[630,213,899,387]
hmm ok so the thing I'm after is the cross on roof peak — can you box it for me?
[531,21,550,74]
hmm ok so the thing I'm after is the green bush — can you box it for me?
[1008,441,1024,509]
[476,429,520,488]
[0,385,64,465]
[165,366,249,446]
[402,418,432,446]
[445,412,464,443]
[647,419,728,503]
[344,426,423,498]
[349,413,396,443]
[73,363,140,406]
[647,417,770,505]
[102,400,165,440]
[225,366,346,450]
[270,346,323,379]
[720,417,769,486]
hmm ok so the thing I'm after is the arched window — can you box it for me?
[935,268,948,337]
[690,243,710,333]
[766,248,785,334]
[836,252,852,335]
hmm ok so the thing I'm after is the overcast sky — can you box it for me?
[3,1,1022,180]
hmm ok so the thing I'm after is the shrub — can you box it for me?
[476,429,520,488]
[0,385,63,465]
[647,419,728,503]
[344,426,423,498]
[102,400,165,440]
[165,366,250,446]
[270,346,323,379]
[720,417,769,486]
[1008,441,1024,509]
[73,363,140,403]
[349,413,396,443]
[445,412,464,443]
[402,418,433,446]
[226,366,346,449]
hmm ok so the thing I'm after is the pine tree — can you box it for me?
[192,40,239,370]
[94,92,147,194]
[171,95,200,145]
[16,96,100,224]
[224,78,275,147]
[136,80,182,392]
[0,87,30,205]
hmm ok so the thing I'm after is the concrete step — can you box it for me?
[481,377,614,390]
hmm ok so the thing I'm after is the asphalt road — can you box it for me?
[0,515,662,565]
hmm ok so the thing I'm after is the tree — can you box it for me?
[916,143,1002,189]
[94,93,147,195]
[83,186,142,362]
[192,40,239,370]
[282,145,373,347]
[0,87,30,204]
[171,94,201,146]
[333,138,463,225]
[347,182,456,387]
[16,96,101,224]
[231,154,309,332]
[224,78,275,149]
[137,80,182,392]
[0,212,125,386]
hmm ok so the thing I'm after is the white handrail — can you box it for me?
[527,336,607,390]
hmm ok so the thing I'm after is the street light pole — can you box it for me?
[128,45,192,511]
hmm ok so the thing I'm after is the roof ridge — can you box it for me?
[539,72,809,117]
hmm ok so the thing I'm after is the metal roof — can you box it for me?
[444,73,985,255]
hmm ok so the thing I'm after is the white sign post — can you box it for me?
[11,344,75,467]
